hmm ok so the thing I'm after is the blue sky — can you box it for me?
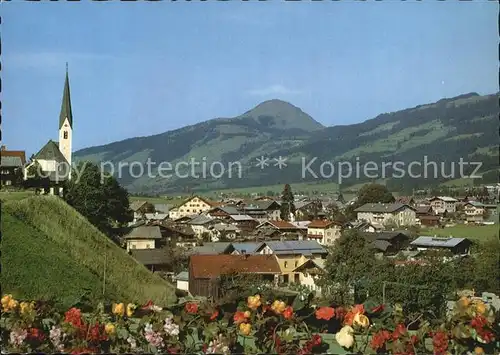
[3,1,498,157]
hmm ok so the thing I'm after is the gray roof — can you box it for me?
[261,240,327,255]
[130,249,169,265]
[130,200,149,212]
[124,226,162,239]
[190,242,232,255]
[429,196,458,202]
[231,242,263,254]
[371,240,392,252]
[361,231,409,242]
[214,223,239,231]
[189,215,215,225]
[229,214,255,221]
[355,203,414,213]
[175,271,189,281]
[154,204,170,213]
[410,236,471,248]
[144,213,168,220]
[1,156,23,167]
[213,206,240,215]
[34,140,68,164]
[293,258,326,272]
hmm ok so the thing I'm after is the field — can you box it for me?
[2,196,177,308]
[421,224,499,243]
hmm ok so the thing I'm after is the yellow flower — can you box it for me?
[474,300,487,314]
[335,325,355,349]
[244,310,251,318]
[19,301,35,315]
[458,296,470,308]
[239,322,252,336]
[1,295,18,312]
[247,295,261,310]
[126,303,136,317]
[474,347,484,354]
[104,323,116,335]
[353,313,370,328]
[271,300,286,314]
[112,303,125,316]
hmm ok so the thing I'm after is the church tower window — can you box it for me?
[64,131,68,139]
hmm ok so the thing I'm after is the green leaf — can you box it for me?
[117,327,129,340]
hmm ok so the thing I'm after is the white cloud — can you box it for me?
[246,84,304,96]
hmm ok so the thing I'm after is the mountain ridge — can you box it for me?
[75,92,499,194]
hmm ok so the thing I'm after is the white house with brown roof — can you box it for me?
[123,226,163,252]
[355,203,417,227]
[306,220,342,245]
[169,195,220,219]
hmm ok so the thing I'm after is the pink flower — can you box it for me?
[9,328,28,347]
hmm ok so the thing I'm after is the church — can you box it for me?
[24,65,74,195]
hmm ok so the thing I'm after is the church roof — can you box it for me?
[59,65,73,129]
[34,140,68,164]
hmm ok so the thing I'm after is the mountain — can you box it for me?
[75,93,499,194]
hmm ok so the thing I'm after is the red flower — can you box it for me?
[471,315,488,330]
[141,300,154,310]
[28,328,45,342]
[392,323,407,340]
[185,302,198,314]
[477,328,495,344]
[334,306,346,321]
[64,307,84,328]
[167,346,180,354]
[283,306,293,319]
[311,334,322,346]
[210,309,219,320]
[86,322,107,342]
[315,306,335,321]
[233,311,249,324]
[371,304,385,313]
[410,335,419,345]
[431,330,448,355]
[370,329,391,351]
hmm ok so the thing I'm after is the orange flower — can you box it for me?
[344,304,365,326]
[353,313,370,328]
[315,307,335,321]
[185,302,198,314]
[233,311,250,324]
[283,306,293,319]
[210,309,219,320]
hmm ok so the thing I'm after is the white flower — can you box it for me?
[335,325,355,349]
[206,334,230,354]
[164,316,180,337]
[144,323,164,348]
[127,336,137,349]
[9,328,27,347]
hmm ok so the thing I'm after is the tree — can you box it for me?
[318,230,377,305]
[324,203,347,224]
[63,162,132,235]
[24,161,49,195]
[280,184,295,221]
[345,183,395,220]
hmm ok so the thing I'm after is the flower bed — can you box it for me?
[1,291,499,354]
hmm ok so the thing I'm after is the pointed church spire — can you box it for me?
[59,63,73,129]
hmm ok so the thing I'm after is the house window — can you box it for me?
[284,261,288,268]
[64,131,68,139]
[294,261,298,267]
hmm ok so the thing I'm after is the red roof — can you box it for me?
[190,254,281,278]
[307,220,340,228]
[266,220,297,230]
[1,150,26,165]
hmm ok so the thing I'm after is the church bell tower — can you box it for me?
[58,63,73,170]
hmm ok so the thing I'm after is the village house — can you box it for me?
[410,236,472,256]
[129,248,172,274]
[306,220,342,245]
[395,196,416,207]
[346,220,384,233]
[226,242,263,255]
[294,201,326,221]
[211,224,240,241]
[354,203,417,227]
[130,201,155,223]
[418,215,441,227]
[254,241,327,284]
[169,195,221,219]
[174,271,190,293]
[206,206,240,220]
[463,201,488,223]
[187,215,220,239]
[226,214,259,231]
[291,259,326,295]
[189,242,232,255]
[188,254,281,299]
[161,223,197,247]
[429,196,458,215]
[239,200,281,221]
[1,146,26,187]
[360,231,410,255]
[123,225,163,252]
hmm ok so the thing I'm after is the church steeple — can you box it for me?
[59,63,73,129]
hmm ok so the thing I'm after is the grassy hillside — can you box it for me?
[1,196,177,307]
